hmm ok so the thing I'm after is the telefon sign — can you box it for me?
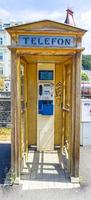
[19,35,76,48]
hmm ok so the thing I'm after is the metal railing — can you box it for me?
[0,92,11,127]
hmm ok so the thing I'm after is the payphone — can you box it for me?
[37,66,55,151]
[38,83,54,115]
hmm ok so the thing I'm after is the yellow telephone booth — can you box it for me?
[6,20,86,183]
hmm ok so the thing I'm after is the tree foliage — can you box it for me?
[81,71,89,81]
[82,55,91,70]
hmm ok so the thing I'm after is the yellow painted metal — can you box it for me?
[6,20,87,37]
[55,63,63,145]
[62,59,72,173]
[20,59,29,161]
[27,63,37,145]
[24,63,28,160]
[16,55,22,175]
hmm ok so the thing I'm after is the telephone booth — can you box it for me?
[6,20,86,183]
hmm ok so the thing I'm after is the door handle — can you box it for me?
[62,106,70,112]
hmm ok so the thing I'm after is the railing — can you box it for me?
[0,92,11,127]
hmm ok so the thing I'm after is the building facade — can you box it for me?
[0,21,23,91]
[0,22,22,127]
[0,22,11,78]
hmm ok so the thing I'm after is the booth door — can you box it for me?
[64,62,72,170]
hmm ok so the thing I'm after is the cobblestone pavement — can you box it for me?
[0,146,91,200]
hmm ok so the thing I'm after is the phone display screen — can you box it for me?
[39,70,53,80]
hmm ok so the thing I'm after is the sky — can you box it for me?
[0,0,91,54]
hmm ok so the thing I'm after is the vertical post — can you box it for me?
[74,52,81,177]
[11,52,16,172]
[71,55,76,177]
[15,55,21,177]
[62,63,65,149]
[71,52,81,182]
[24,63,28,160]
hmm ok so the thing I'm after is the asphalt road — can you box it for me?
[0,143,11,184]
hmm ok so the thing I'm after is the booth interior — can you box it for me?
[18,54,73,180]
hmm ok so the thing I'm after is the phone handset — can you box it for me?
[39,84,43,96]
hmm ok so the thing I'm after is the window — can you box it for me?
[0,25,2,30]
[3,24,10,28]
[0,37,3,45]
[0,67,3,75]
[0,52,3,60]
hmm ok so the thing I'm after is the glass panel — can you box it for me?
[0,38,3,45]
[0,67,3,75]
[0,52,3,60]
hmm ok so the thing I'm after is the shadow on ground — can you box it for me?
[0,143,11,184]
